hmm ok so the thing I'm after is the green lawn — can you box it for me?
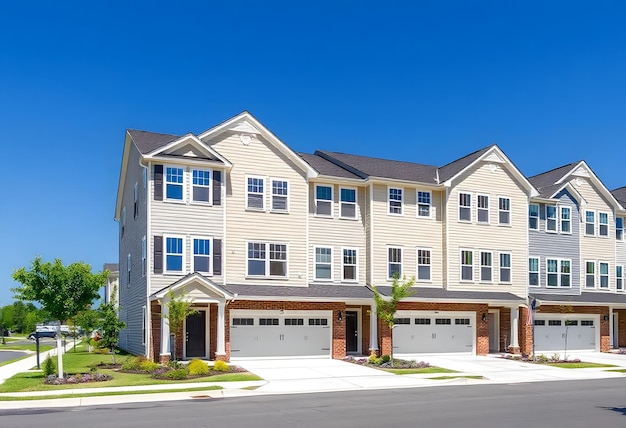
[0,386,223,401]
[548,362,617,369]
[606,369,626,373]
[382,367,459,375]
[430,375,484,380]
[0,344,54,352]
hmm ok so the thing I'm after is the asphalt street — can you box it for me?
[1,378,625,428]
[0,351,27,364]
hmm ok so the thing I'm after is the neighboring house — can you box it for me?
[527,162,626,354]
[114,111,625,362]
[103,263,119,305]
[611,186,626,347]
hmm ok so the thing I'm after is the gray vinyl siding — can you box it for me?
[528,190,581,295]
[118,142,149,356]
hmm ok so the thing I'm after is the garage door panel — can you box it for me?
[393,313,475,355]
[534,317,596,353]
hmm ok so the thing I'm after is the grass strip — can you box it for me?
[430,375,484,380]
[382,367,459,375]
[0,386,222,401]
[548,362,617,369]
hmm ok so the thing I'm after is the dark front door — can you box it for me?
[346,311,358,353]
[185,311,206,358]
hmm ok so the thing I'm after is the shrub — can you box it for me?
[139,360,161,372]
[163,368,189,380]
[213,360,230,372]
[122,356,147,371]
[368,354,380,364]
[43,355,56,377]
[381,355,391,364]
[188,359,209,376]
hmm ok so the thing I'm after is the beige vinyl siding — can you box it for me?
[370,183,444,286]
[365,184,372,285]
[309,183,367,283]
[207,133,308,285]
[446,162,528,298]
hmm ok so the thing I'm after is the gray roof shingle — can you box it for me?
[224,283,374,299]
[128,129,180,154]
[373,287,525,302]
[528,162,578,190]
[437,145,494,183]
[612,186,626,205]
[298,153,362,179]
[103,263,119,272]
[530,292,626,304]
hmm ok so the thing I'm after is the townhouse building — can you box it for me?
[114,111,625,362]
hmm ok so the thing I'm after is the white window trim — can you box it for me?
[479,250,493,283]
[599,261,610,289]
[584,209,596,236]
[164,234,186,274]
[498,251,512,284]
[497,196,511,226]
[388,187,404,216]
[270,177,290,213]
[314,184,334,218]
[460,248,474,282]
[246,241,289,278]
[313,246,333,281]
[459,192,472,223]
[546,258,572,288]
[192,236,213,275]
[246,175,266,211]
[339,186,358,219]
[127,253,131,287]
[164,165,186,203]
[416,247,432,282]
[341,247,358,283]
[142,305,146,345]
[559,206,572,234]
[476,194,490,224]
[529,256,540,287]
[416,190,432,219]
[598,211,610,238]
[191,168,213,205]
[529,204,539,231]
[141,236,146,278]
[387,246,403,280]
[617,265,624,291]
[584,260,596,289]
[616,217,624,241]
[545,205,558,234]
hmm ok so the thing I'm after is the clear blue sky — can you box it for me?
[2,1,625,305]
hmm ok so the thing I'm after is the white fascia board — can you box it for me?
[145,133,232,168]
[151,274,233,300]
[556,161,622,210]
[368,177,443,191]
[115,131,134,220]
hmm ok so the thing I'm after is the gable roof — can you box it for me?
[298,153,363,180]
[437,145,494,183]
[528,162,579,191]
[127,129,180,154]
[612,186,626,205]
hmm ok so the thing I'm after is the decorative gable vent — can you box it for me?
[483,152,506,163]
[228,120,260,135]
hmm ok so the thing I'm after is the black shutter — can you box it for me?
[213,170,221,206]
[154,165,163,201]
[154,236,163,274]
[213,239,222,275]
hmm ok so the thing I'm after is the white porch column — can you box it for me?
[369,303,378,353]
[509,306,520,350]
[160,300,170,358]
[609,306,614,349]
[216,300,226,357]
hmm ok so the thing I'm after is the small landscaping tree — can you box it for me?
[372,275,415,367]
[162,289,197,361]
[75,309,100,352]
[97,285,125,363]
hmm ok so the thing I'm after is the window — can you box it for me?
[192,169,211,202]
[498,197,510,225]
[617,218,624,241]
[547,259,558,287]
[565,320,578,326]
[165,166,184,200]
[284,318,304,326]
[127,253,131,284]
[193,238,211,273]
[599,212,609,237]
[455,318,470,325]
[529,204,539,230]
[315,247,332,280]
[415,318,431,325]
[388,247,402,279]
[581,320,594,326]
[342,248,357,282]
[534,320,545,326]
[600,262,609,288]
[271,179,288,212]
[616,265,623,291]
[389,188,403,215]
[585,261,595,288]
[459,193,471,222]
[560,260,571,287]
[259,318,279,326]
[548,320,562,326]
[309,318,328,326]
[247,176,265,210]
[435,318,451,325]
[393,318,410,325]
[585,210,595,235]
[546,206,557,232]
[480,251,492,282]
[499,253,511,283]
[560,207,571,233]
[315,185,333,217]
[232,318,254,326]
[548,259,571,287]
[340,188,357,218]
[477,195,489,223]
[247,242,287,277]
[461,250,473,281]
[529,257,539,286]
[133,182,138,218]
[141,236,146,277]
[417,191,431,218]
[165,236,184,272]
[417,248,431,281]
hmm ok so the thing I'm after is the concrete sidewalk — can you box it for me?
[0,347,61,384]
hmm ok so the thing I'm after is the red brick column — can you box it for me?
[519,307,533,356]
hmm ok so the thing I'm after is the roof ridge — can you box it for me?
[528,161,579,180]
[437,144,495,170]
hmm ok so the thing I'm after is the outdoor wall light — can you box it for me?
[482,313,487,322]
[603,315,609,321]
[338,311,343,321]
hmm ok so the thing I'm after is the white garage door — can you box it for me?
[393,311,475,355]
[230,310,332,358]
[534,314,598,353]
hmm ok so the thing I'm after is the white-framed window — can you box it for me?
[617,265,624,291]
[165,166,184,200]
[529,257,539,286]
[461,250,473,281]
[480,251,492,282]
[599,212,609,237]
[560,206,571,234]
[600,262,609,288]
[560,260,571,287]
[529,204,539,230]
[271,179,289,212]
[340,187,357,219]
[477,194,489,223]
[585,261,595,288]
[417,191,431,218]
[165,235,185,273]
[193,237,212,274]
[546,206,557,232]
[141,236,146,277]
[314,247,332,280]
[547,259,558,287]
[416,248,431,281]
[133,182,139,218]
[548,259,571,287]
[127,253,131,285]
[459,193,471,222]
[246,176,265,210]
[192,169,211,203]
[315,185,333,217]
[585,210,595,236]
[388,188,403,215]
[499,252,511,283]
[498,197,510,225]
[342,248,358,282]
[247,242,287,277]
[388,247,402,279]
[617,217,624,241]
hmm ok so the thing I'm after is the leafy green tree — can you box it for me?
[162,289,197,361]
[97,286,125,363]
[1,305,14,332]
[76,309,100,352]
[12,257,107,323]
[372,275,416,367]
[23,311,40,334]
